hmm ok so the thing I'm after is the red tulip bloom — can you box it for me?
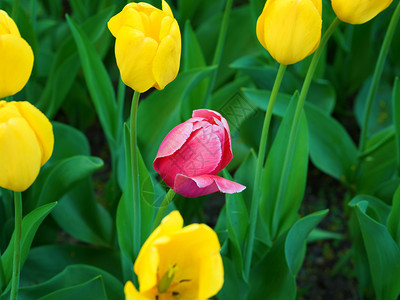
[153,109,245,198]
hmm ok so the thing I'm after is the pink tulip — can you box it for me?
[153,109,246,198]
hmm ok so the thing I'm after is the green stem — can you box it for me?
[243,64,287,279]
[10,192,22,300]
[152,189,176,231]
[12,0,19,21]
[359,1,400,153]
[130,91,141,256]
[271,17,340,238]
[203,0,234,108]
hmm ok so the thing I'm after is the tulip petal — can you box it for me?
[134,211,183,292]
[114,26,158,92]
[257,0,322,65]
[0,117,41,192]
[124,281,153,300]
[0,34,34,99]
[154,121,193,160]
[152,20,181,90]
[0,10,20,36]
[162,0,174,18]
[15,101,54,166]
[332,0,392,24]
[155,126,223,188]
[174,174,246,198]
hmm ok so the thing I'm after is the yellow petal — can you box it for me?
[114,26,158,93]
[0,10,20,36]
[152,21,181,89]
[0,117,41,191]
[162,0,174,18]
[0,34,34,98]
[124,281,153,300]
[257,0,322,65]
[332,0,393,24]
[15,101,54,166]
[134,211,183,292]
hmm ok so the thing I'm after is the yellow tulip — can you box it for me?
[256,0,322,65]
[108,1,181,93]
[125,211,223,300]
[0,101,54,192]
[331,0,393,24]
[0,10,34,99]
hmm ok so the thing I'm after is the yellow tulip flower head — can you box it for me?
[331,0,393,24]
[256,0,322,65]
[108,1,181,93]
[0,101,54,192]
[0,10,34,99]
[125,211,223,300]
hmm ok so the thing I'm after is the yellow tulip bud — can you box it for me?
[108,1,181,93]
[0,101,54,192]
[0,10,34,99]
[256,0,322,65]
[331,0,393,24]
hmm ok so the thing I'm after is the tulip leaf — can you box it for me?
[0,202,57,293]
[306,103,358,182]
[356,127,397,194]
[37,7,115,118]
[21,244,122,286]
[350,201,400,300]
[137,67,215,168]
[19,265,123,300]
[51,178,113,247]
[34,156,104,208]
[349,195,391,225]
[260,92,309,243]
[37,276,108,300]
[392,77,400,175]
[181,21,209,119]
[387,186,400,247]
[248,210,328,300]
[66,14,120,156]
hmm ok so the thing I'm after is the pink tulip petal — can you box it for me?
[154,127,223,188]
[192,109,223,124]
[154,121,193,159]
[174,174,246,198]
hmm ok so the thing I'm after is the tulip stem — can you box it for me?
[203,0,234,108]
[271,17,340,239]
[244,63,286,279]
[359,1,400,153]
[12,0,19,20]
[130,90,141,257]
[10,191,22,300]
[152,189,176,230]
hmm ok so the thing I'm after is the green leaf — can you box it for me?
[37,7,115,118]
[21,245,122,286]
[137,67,215,168]
[350,201,400,300]
[248,210,328,300]
[260,93,309,242]
[51,179,112,247]
[39,276,108,300]
[1,202,57,292]
[392,77,400,175]
[19,265,123,300]
[35,156,103,208]
[66,15,119,154]
[181,21,209,119]
[306,103,358,182]
[387,186,400,247]
[349,195,391,225]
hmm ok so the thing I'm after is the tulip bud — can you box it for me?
[108,1,181,93]
[256,0,322,65]
[331,0,393,24]
[153,109,245,198]
[0,101,54,192]
[0,10,34,99]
